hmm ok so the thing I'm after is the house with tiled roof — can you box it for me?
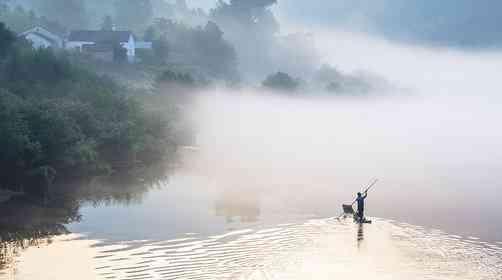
[66,29,137,62]
[19,26,64,49]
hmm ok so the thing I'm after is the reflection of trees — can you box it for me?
[0,231,55,270]
[214,189,260,223]
[60,162,170,207]
[0,162,171,268]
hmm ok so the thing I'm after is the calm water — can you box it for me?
[1,154,502,280]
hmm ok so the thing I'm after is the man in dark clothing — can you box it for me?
[356,191,368,222]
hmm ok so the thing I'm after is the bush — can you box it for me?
[157,70,195,86]
[0,22,15,58]
[262,72,299,91]
[0,24,175,195]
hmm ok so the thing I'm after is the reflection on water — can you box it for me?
[357,223,364,249]
[1,155,502,279]
[2,218,502,280]
[214,188,260,223]
[0,237,53,271]
[0,163,171,271]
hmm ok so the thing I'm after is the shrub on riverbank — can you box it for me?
[262,72,300,92]
[0,23,175,195]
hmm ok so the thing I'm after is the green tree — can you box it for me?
[143,26,156,41]
[152,37,169,64]
[36,0,88,29]
[114,0,153,30]
[0,22,15,58]
[0,5,66,34]
[0,32,176,198]
[262,72,299,91]
[113,43,127,63]
[3,47,73,94]
[101,15,114,31]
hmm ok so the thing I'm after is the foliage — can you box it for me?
[0,24,174,195]
[0,4,65,34]
[35,0,88,29]
[211,0,278,35]
[101,15,114,31]
[113,43,127,63]
[0,22,14,58]
[114,0,153,31]
[157,70,195,86]
[262,72,299,91]
[314,64,390,95]
[2,47,73,94]
[152,37,169,64]
[147,18,238,81]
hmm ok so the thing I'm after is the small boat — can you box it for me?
[342,204,372,224]
[355,218,372,224]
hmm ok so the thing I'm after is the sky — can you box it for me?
[188,0,502,48]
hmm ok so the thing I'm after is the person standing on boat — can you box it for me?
[356,191,368,222]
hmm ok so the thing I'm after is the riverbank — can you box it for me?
[0,23,187,199]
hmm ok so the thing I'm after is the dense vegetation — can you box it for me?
[262,72,300,91]
[0,23,175,196]
[0,2,66,34]
[144,19,238,81]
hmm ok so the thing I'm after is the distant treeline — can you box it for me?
[0,23,176,196]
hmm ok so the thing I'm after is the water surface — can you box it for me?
[1,160,502,280]
[2,93,502,279]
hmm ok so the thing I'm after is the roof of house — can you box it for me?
[19,26,63,47]
[68,30,133,43]
[20,26,62,40]
[23,32,56,43]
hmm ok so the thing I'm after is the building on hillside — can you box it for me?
[18,26,64,49]
[66,30,137,62]
[66,30,153,63]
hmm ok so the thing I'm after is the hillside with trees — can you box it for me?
[0,23,177,197]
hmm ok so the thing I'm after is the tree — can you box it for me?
[150,0,175,18]
[193,21,238,81]
[101,15,114,31]
[157,70,195,86]
[262,72,299,91]
[0,22,15,58]
[152,37,169,64]
[144,18,237,80]
[114,0,153,30]
[3,48,73,90]
[210,0,281,81]
[113,43,127,63]
[0,37,176,198]
[0,4,66,34]
[36,0,88,29]
[143,26,156,41]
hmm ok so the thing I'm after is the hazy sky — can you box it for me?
[188,0,502,47]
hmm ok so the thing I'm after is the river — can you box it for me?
[2,91,502,279]
[1,153,502,279]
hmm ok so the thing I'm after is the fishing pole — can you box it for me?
[335,178,378,220]
[349,178,378,206]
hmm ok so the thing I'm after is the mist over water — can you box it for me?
[188,29,502,241]
[3,2,502,279]
[3,32,502,280]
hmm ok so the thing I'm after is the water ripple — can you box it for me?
[2,218,502,280]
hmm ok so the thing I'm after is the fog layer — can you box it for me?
[188,30,502,239]
[277,0,502,47]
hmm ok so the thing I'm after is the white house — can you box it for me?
[67,30,137,62]
[19,26,63,49]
